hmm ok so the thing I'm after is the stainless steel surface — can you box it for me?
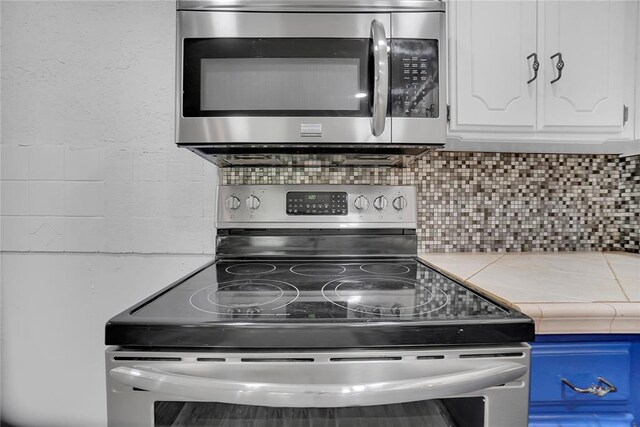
[183,145,441,167]
[390,12,446,144]
[216,185,417,229]
[245,195,260,210]
[353,195,370,211]
[111,362,525,407]
[106,182,532,425]
[177,0,446,12]
[175,9,446,155]
[178,10,391,39]
[106,344,530,427]
[393,195,408,211]
[370,19,388,137]
[178,116,393,145]
[373,195,388,210]
[225,195,240,210]
[176,11,393,145]
[561,376,618,397]
[215,233,418,258]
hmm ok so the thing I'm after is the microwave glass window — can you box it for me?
[200,58,360,111]
[183,38,371,117]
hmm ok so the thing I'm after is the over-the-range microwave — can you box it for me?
[176,0,446,167]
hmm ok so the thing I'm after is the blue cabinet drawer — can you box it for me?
[530,342,631,405]
[529,413,635,426]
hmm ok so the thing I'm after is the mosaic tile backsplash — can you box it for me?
[620,155,640,253]
[223,152,639,254]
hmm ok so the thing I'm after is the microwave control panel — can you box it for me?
[390,39,439,119]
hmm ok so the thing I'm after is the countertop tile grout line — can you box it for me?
[606,302,618,333]
[465,253,507,281]
[602,252,632,302]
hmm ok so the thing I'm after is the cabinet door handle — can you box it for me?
[561,376,618,397]
[526,53,539,84]
[550,52,564,84]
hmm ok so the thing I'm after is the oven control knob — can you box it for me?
[246,307,261,317]
[373,196,388,211]
[246,195,261,210]
[225,196,241,210]
[354,195,369,211]
[392,196,408,211]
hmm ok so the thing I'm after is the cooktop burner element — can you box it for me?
[225,263,277,275]
[290,263,347,276]
[190,279,299,316]
[360,263,411,275]
[322,275,448,317]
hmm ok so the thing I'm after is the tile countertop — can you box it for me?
[419,252,639,335]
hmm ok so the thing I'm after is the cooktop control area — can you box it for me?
[217,185,417,228]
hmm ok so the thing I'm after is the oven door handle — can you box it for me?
[370,19,389,137]
[110,362,526,407]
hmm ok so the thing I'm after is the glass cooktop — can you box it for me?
[132,259,507,321]
[106,259,534,348]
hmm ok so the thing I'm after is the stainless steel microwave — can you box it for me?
[176,1,446,166]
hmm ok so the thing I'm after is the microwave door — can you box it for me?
[390,12,447,144]
[176,11,392,144]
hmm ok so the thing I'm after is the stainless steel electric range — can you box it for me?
[105,185,535,427]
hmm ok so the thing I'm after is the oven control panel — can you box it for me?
[217,185,417,228]
[391,39,439,119]
[287,192,347,216]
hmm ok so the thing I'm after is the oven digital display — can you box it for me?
[287,192,348,215]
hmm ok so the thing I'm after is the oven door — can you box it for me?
[106,346,531,427]
[176,11,391,144]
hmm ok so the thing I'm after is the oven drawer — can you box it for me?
[106,346,531,427]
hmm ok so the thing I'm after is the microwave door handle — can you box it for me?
[110,362,525,407]
[370,19,389,137]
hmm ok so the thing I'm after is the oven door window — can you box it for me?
[182,39,371,117]
[154,398,483,426]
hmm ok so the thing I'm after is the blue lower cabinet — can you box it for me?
[529,413,635,426]
[529,335,640,427]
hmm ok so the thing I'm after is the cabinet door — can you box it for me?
[539,0,626,131]
[450,0,537,130]
[636,5,640,143]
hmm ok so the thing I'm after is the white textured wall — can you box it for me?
[1,0,217,254]
[1,2,218,426]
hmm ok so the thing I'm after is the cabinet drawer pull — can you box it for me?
[526,53,539,84]
[561,376,617,397]
[550,52,564,84]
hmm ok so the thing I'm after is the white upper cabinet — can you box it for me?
[636,5,640,145]
[538,0,625,132]
[452,0,537,129]
[448,0,638,149]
